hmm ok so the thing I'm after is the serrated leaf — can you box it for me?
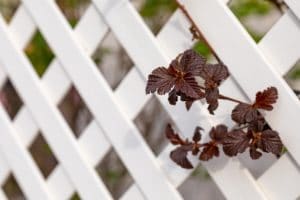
[254,87,278,110]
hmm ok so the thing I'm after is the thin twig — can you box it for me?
[174,0,222,63]
[218,94,246,104]
[266,0,286,14]
[198,85,247,104]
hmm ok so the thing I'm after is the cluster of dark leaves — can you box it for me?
[146,49,229,113]
[231,87,278,124]
[146,49,284,169]
[167,118,283,169]
[166,87,283,169]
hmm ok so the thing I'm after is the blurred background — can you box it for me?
[0,0,297,199]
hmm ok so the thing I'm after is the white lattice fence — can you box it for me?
[0,0,299,199]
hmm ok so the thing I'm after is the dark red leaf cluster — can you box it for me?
[146,50,205,100]
[232,87,278,124]
[167,120,283,169]
[146,49,229,111]
[166,124,228,169]
[146,49,284,169]
[199,64,229,113]
[223,123,283,159]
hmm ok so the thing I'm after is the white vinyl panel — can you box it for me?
[258,154,300,200]
[184,0,300,166]
[5,5,256,200]
[0,15,112,200]
[4,4,131,198]
[9,2,179,199]
[2,0,300,199]
[5,5,112,198]
[91,1,267,199]
[0,106,51,199]
[21,0,183,199]
[45,5,300,200]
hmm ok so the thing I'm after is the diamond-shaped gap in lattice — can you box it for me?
[95,149,134,199]
[29,133,58,179]
[2,173,26,200]
[285,60,300,99]
[132,0,177,35]
[0,0,20,23]
[178,164,226,200]
[70,192,80,200]
[58,86,93,138]
[92,32,134,90]
[228,0,283,42]
[0,79,23,120]
[133,96,173,156]
[237,138,278,179]
[56,0,91,28]
[24,30,55,77]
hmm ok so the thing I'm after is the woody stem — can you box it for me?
[174,0,222,63]
[218,94,246,104]
[198,85,246,104]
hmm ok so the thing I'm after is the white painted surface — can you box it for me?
[0,0,298,199]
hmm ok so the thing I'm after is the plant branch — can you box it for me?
[174,0,222,63]
[218,94,246,104]
[266,0,286,14]
[198,85,246,104]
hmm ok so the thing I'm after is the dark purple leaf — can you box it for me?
[223,130,250,156]
[231,103,259,124]
[209,124,228,142]
[259,130,283,156]
[170,145,193,169]
[249,146,262,159]
[146,50,206,99]
[254,87,278,110]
